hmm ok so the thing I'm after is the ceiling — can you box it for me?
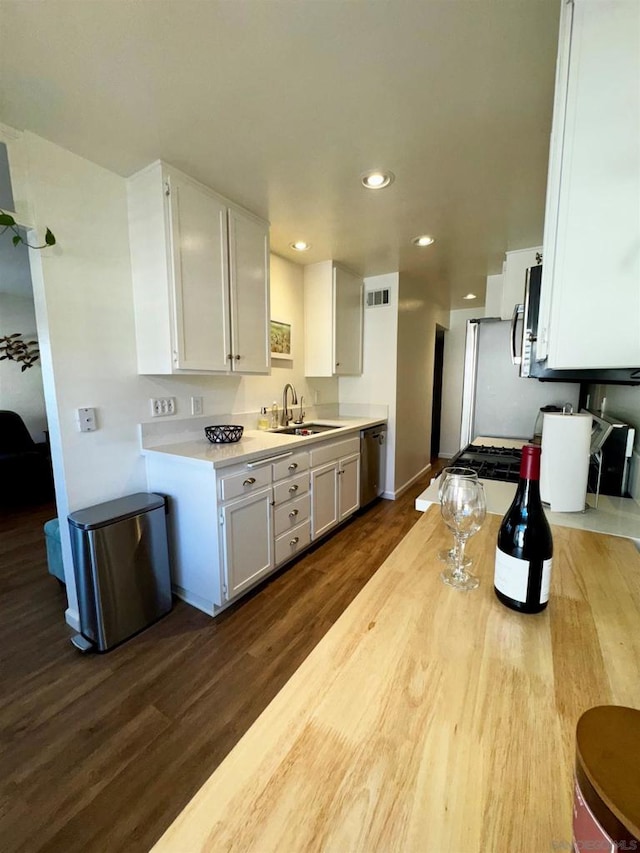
[0,0,560,309]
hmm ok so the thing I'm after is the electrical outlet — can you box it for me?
[150,397,177,417]
[191,396,204,416]
[77,407,97,432]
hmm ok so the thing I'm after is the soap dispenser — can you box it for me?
[257,407,269,430]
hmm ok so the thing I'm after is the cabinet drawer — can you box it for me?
[219,466,272,501]
[310,436,360,468]
[273,452,309,482]
[273,493,311,537]
[273,471,309,506]
[275,520,311,566]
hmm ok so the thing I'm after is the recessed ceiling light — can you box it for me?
[463,293,477,300]
[361,170,395,190]
[411,235,435,247]
[290,241,311,251]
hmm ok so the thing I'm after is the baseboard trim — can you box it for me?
[387,462,432,501]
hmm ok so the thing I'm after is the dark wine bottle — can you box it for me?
[494,444,553,614]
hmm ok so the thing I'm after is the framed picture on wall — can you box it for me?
[270,320,292,360]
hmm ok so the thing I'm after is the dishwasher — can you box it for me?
[360,425,387,508]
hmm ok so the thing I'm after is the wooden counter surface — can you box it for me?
[153,508,640,852]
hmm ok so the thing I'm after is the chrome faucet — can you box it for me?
[281,383,298,426]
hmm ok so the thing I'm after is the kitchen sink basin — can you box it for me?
[271,423,341,436]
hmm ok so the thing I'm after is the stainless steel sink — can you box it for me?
[270,423,341,436]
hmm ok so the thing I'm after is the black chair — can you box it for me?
[0,410,53,506]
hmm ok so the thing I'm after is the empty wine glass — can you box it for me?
[440,479,486,590]
[437,467,478,566]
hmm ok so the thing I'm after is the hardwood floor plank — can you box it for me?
[0,467,442,852]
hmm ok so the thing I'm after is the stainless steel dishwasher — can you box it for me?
[360,425,387,508]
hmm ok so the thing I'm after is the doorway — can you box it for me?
[430,325,446,461]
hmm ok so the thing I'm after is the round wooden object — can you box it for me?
[575,706,640,844]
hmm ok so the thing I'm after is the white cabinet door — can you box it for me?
[168,173,231,371]
[334,266,363,375]
[539,0,640,369]
[128,161,270,375]
[228,208,270,374]
[304,260,363,377]
[338,452,360,520]
[310,461,339,540]
[221,487,274,600]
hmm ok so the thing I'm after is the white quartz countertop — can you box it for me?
[141,417,386,470]
[415,476,640,540]
[416,433,640,542]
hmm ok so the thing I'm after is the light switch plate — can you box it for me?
[77,407,97,432]
[191,396,204,416]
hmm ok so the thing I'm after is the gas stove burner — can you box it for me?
[448,444,523,483]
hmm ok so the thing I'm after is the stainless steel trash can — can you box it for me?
[68,492,172,652]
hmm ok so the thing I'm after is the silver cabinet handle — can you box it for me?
[289,509,299,518]
[288,484,299,493]
[243,477,256,486]
[288,462,298,471]
[289,536,299,546]
[510,303,523,366]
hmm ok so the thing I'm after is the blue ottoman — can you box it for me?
[44,518,65,584]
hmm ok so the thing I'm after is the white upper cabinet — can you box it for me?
[304,260,363,377]
[538,0,640,369]
[127,161,270,375]
[228,208,270,374]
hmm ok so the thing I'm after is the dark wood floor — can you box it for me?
[0,463,443,853]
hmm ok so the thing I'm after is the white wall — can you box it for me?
[394,274,449,495]
[439,307,481,457]
[0,292,47,441]
[19,132,150,627]
[339,273,399,496]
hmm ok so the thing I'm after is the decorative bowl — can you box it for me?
[204,425,244,444]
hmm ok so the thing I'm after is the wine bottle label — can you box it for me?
[494,548,552,604]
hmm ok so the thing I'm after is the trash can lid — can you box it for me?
[67,492,165,530]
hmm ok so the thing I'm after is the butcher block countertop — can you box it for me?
[153,508,640,852]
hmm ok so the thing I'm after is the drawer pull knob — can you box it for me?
[289,536,300,546]
[289,509,299,518]
[288,462,298,471]
[243,477,256,486]
[288,484,299,493]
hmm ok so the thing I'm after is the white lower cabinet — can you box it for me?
[338,452,360,520]
[310,436,361,540]
[221,487,274,599]
[145,433,367,617]
[310,462,339,540]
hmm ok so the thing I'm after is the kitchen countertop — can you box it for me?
[140,417,385,470]
[152,507,640,851]
[416,437,640,541]
[416,477,640,541]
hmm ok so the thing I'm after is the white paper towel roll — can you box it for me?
[540,412,592,512]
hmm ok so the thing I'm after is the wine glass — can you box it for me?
[439,479,486,590]
[437,467,478,566]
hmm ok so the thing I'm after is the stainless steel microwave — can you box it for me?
[511,265,640,385]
